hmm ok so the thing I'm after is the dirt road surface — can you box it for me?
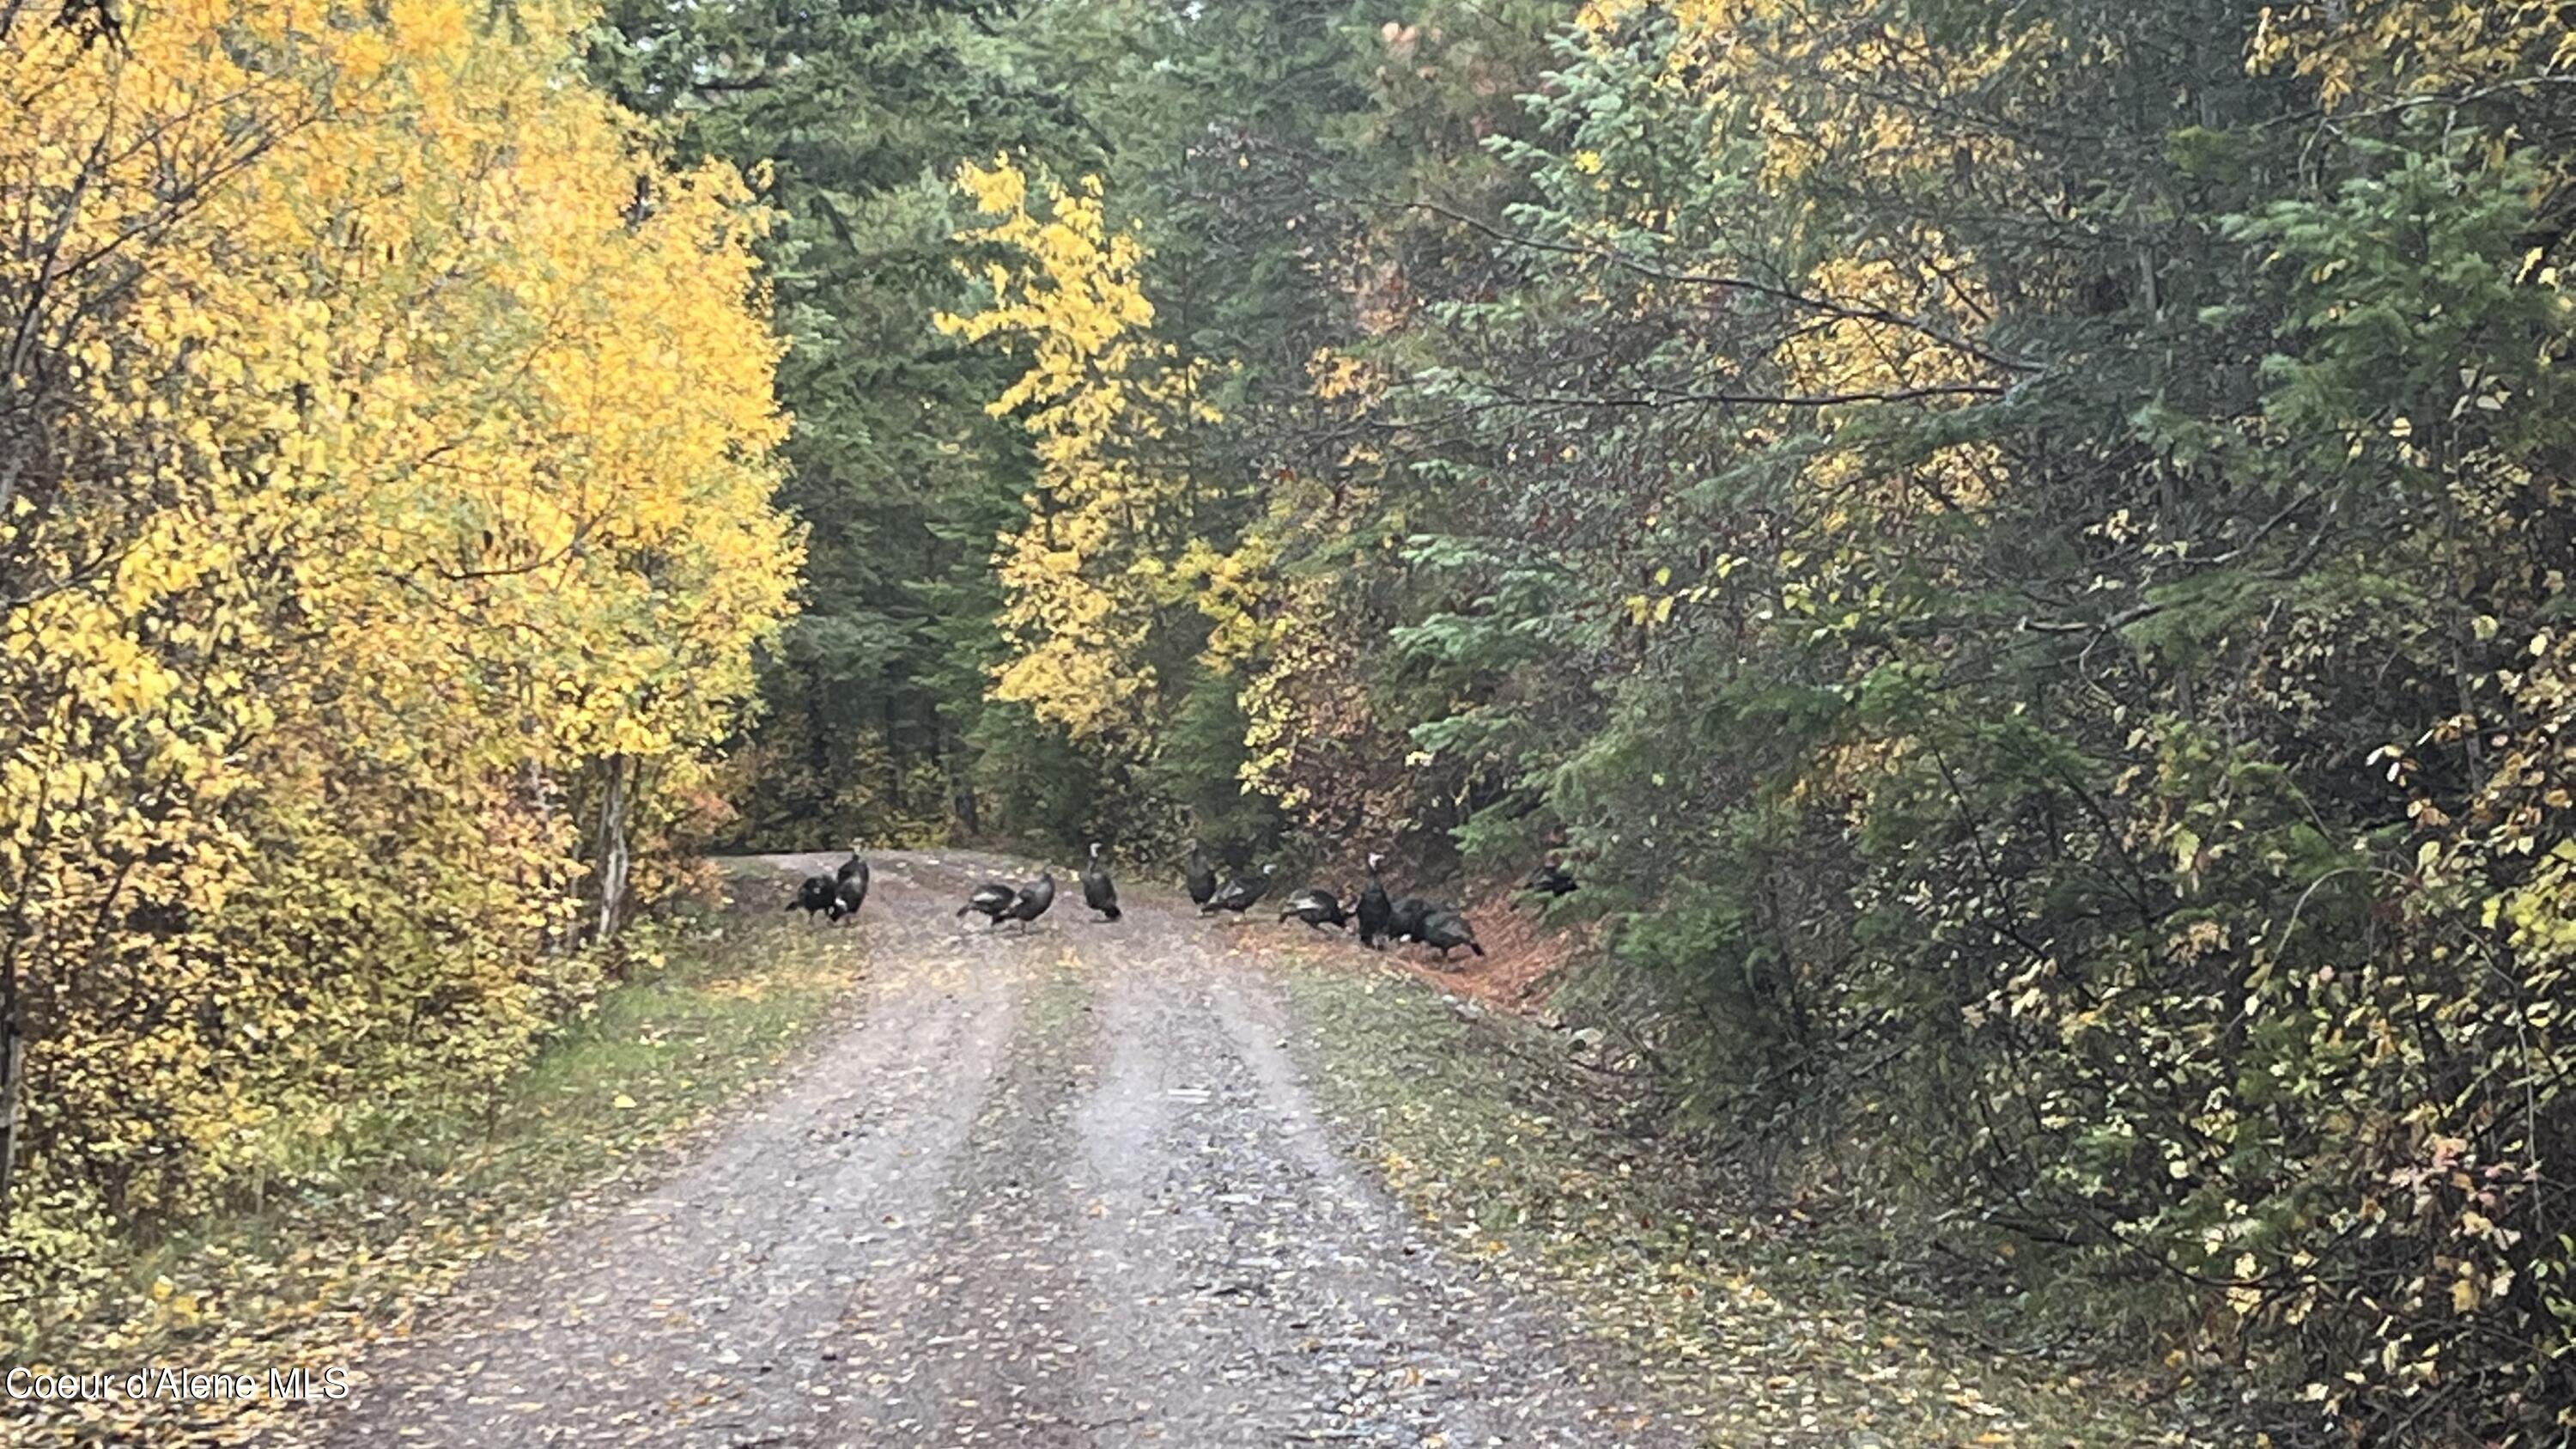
[291,852,1695,1449]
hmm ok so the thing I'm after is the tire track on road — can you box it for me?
[298,854,1698,1449]
[302,856,1021,1449]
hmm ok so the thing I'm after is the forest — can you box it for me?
[6,0,2576,1442]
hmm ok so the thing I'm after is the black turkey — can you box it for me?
[1279,887,1350,931]
[1005,870,1057,930]
[1388,894,1434,943]
[1204,862,1276,916]
[1521,861,1577,898]
[1081,843,1121,921]
[834,856,871,922]
[836,848,868,884]
[1356,853,1393,950]
[792,874,839,920]
[957,880,1016,928]
[1185,846,1218,909]
[1415,908,1485,962]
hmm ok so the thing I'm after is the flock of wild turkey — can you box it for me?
[787,844,1581,965]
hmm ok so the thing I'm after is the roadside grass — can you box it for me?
[7,883,865,1445]
[1278,952,2222,1449]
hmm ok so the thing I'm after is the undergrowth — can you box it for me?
[4,879,865,1445]
[1279,951,2234,1448]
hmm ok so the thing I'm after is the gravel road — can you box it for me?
[294,851,1695,1449]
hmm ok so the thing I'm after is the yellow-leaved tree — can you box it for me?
[934,155,1255,753]
[0,0,797,1327]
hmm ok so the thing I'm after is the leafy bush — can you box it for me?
[0,0,793,1318]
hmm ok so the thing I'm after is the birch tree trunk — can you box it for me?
[593,752,633,944]
[0,1013,23,1221]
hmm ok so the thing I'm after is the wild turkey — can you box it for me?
[1205,862,1276,916]
[1082,843,1121,922]
[1415,908,1485,962]
[1521,861,1577,898]
[1279,887,1350,931]
[1388,895,1434,944]
[957,880,1016,928]
[793,874,839,920]
[1185,845,1218,909]
[1005,870,1057,930]
[1356,852,1393,950]
[833,858,870,922]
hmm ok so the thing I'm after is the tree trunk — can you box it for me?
[945,727,980,838]
[525,757,571,957]
[806,675,835,831]
[883,682,905,816]
[594,752,633,944]
[0,1003,22,1222]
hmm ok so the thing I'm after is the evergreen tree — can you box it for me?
[590,0,1107,844]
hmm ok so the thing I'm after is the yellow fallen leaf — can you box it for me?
[611,1093,638,1110]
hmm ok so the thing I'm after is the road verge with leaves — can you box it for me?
[6,887,866,1447]
[1279,951,2233,1447]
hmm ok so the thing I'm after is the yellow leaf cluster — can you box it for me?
[1569,3,2010,663]
[937,155,1255,744]
[0,0,796,1257]
[2250,0,2572,110]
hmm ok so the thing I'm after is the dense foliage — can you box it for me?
[0,0,793,1331]
[14,0,2574,1435]
[772,0,2573,1437]
[586,0,1121,848]
[1309,4,2576,1435]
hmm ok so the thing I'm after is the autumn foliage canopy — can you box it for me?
[0,0,795,1318]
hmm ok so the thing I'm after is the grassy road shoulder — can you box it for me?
[7,877,866,1446]
[1277,952,2218,1449]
